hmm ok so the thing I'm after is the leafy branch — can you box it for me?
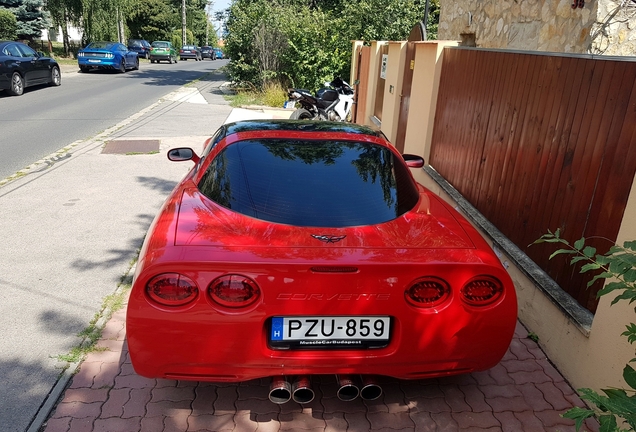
[533,229,636,431]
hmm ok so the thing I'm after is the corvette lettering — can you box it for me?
[276,293,390,301]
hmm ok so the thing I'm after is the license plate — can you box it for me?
[88,59,100,63]
[269,316,390,349]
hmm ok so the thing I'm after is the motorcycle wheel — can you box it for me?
[290,108,314,120]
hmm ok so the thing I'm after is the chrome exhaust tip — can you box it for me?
[269,376,292,404]
[336,374,359,401]
[292,375,315,404]
[359,375,382,400]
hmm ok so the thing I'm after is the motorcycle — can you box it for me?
[287,77,354,122]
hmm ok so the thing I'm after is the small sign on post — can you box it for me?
[380,54,388,79]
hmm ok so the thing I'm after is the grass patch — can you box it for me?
[126,151,160,155]
[56,254,139,365]
[55,58,78,66]
[225,82,288,108]
[56,283,132,364]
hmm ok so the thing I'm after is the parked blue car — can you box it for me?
[78,42,139,73]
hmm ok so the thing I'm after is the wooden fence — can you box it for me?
[430,47,636,313]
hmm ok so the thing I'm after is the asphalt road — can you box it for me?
[0,58,229,432]
[0,58,229,181]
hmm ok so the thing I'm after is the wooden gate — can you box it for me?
[394,42,416,153]
[373,44,389,123]
[430,47,636,313]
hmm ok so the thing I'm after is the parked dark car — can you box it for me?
[127,39,151,59]
[0,41,61,96]
[179,45,201,61]
[78,41,139,73]
[200,46,216,60]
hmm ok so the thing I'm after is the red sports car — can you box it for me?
[126,120,517,404]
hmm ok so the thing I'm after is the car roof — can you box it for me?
[0,41,26,48]
[221,120,385,139]
[85,41,118,49]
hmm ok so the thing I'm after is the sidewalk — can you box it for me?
[19,69,599,432]
[42,313,601,432]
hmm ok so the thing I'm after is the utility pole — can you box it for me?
[182,0,187,46]
[205,1,213,46]
[423,0,430,40]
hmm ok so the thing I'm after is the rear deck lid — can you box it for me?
[175,188,474,250]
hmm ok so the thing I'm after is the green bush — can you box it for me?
[261,83,288,107]
[224,0,431,92]
[0,9,17,40]
[535,229,636,431]
[170,29,195,50]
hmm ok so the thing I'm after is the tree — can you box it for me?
[224,0,433,91]
[169,0,208,45]
[45,0,82,55]
[0,0,50,40]
[127,0,179,42]
[77,0,139,44]
[0,8,17,39]
[335,0,426,45]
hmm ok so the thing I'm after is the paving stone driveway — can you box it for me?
[41,304,600,432]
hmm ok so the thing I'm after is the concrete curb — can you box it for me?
[26,264,137,432]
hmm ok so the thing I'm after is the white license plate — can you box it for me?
[88,59,100,63]
[270,316,390,349]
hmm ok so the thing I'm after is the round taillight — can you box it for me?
[405,277,450,308]
[461,276,503,306]
[146,273,198,306]
[208,275,260,308]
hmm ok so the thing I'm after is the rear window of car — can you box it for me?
[152,41,169,48]
[197,139,420,227]
[87,42,115,49]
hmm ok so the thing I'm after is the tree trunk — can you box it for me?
[62,9,70,57]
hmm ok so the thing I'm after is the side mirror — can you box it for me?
[168,147,200,164]
[402,154,425,168]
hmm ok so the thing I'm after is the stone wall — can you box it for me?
[438,0,595,53]
[593,2,636,55]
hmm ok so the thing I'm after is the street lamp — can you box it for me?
[408,0,430,42]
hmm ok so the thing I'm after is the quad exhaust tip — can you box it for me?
[270,376,315,404]
[360,375,383,401]
[270,375,382,403]
[292,375,315,404]
[336,375,360,401]
[269,377,292,404]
